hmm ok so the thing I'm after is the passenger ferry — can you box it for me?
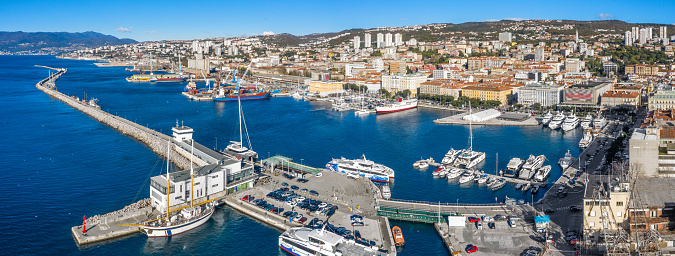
[326,155,395,183]
[279,227,389,256]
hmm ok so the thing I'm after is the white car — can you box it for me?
[315,173,323,178]
[318,202,328,208]
[286,201,297,207]
[294,196,306,203]
[293,214,303,222]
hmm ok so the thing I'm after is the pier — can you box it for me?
[377,198,521,223]
[434,111,539,126]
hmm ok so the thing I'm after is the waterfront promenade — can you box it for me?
[434,111,539,126]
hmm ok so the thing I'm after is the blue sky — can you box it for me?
[1,0,673,42]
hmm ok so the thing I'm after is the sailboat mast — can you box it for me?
[469,105,473,150]
[166,140,170,221]
[190,139,194,208]
[237,76,243,146]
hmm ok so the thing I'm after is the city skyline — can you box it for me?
[1,0,674,42]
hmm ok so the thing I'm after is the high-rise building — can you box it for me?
[575,30,579,44]
[625,31,633,46]
[364,33,372,48]
[647,27,653,40]
[632,27,639,41]
[578,43,588,54]
[639,28,648,45]
[534,47,545,62]
[376,33,384,48]
[498,32,512,42]
[353,36,360,50]
[660,26,669,45]
[385,33,393,47]
[394,33,402,46]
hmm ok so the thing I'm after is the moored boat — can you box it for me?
[327,155,395,183]
[392,226,405,246]
[376,99,418,114]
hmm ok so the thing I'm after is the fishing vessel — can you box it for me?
[561,112,579,131]
[533,165,552,182]
[579,131,593,148]
[580,114,593,130]
[326,155,395,183]
[519,155,545,180]
[441,148,462,165]
[541,111,553,125]
[558,150,575,169]
[504,157,524,178]
[453,106,486,169]
[279,226,389,256]
[548,112,565,130]
[141,141,215,237]
[392,226,405,246]
[376,98,418,114]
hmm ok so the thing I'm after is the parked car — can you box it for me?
[351,221,364,226]
[315,173,323,178]
[309,190,319,196]
[282,182,289,187]
[569,205,581,212]
[468,217,480,223]
[241,195,250,201]
[291,185,299,190]
[476,221,483,230]
[508,220,517,228]
[299,217,308,224]
[465,244,478,253]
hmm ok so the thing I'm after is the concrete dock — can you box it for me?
[434,112,539,126]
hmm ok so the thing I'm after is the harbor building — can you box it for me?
[517,83,564,107]
[600,91,641,108]
[582,176,630,243]
[462,109,501,122]
[381,73,427,96]
[419,80,463,99]
[462,85,514,106]
[307,80,344,96]
[562,80,613,106]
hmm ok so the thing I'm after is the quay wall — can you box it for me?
[35,67,194,170]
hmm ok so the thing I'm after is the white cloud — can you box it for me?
[144,30,158,34]
[115,27,133,33]
[484,19,500,22]
[503,17,525,21]
[598,13,613,19]
[400,18,408,21]
[262,31,274,36]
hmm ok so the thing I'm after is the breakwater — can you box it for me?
[35,66,194,170]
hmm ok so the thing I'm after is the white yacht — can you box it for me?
[561,112,580,131]
[592,115,607,135]
[521,183,531,192]
[558,150,575,169]
[541,111,553,125]
[458,172,474,184]
[453,106,486,169]
[432,166,448,178]
[326,155,395,183]
[548,112,565,130]
[477,174,488,184]
[579,131,593,148]
[519,155,545,180]
[490,178,506,190]
[279,227,389,256]
[580,114,593,130]
[441,148,462,165]
[504,157,524,178]
[534,165,552,182]
[445,167,463,179]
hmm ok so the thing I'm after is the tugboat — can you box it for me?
[392,226,405,247]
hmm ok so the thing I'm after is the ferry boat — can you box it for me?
[558,150,575,169]
[548,112,565,130]
[441,148,462,165]
[541,111,553,125]
[561,112,580,131]
[519,155,545,180]
[504,158,524,178]
[445,168,463,179]
[579,131,593,148]
[533,165,552,182]
[279,226,389,256]
[376,99,418,114]
[392,226,405,247]
[580,114,594,130]
[326,155,395,183]
[141,141,214,237]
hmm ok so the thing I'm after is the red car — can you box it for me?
[466,245,478,253]
[299,217,308,224]
[468,217,480,223]
[241,195,249,201]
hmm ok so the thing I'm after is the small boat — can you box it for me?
[473,173,482,181]
[490,178,506,190]
[446,168,463,179]
[458,172,474,184]
[485,177,496,187]
[381,185,391,199]
[515,183,523,190]
[441,148,462,165]
[432,167,448,178]
[355,109,370,116]
[477,175,488,184]
[418,162,429,169]
[534,165,552,182]
[531,185,539,194]
[392,226,405,246]
[521,183,531,192]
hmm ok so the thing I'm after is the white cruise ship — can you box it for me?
[548,112,566,130]
[580,114,593,130]
[561,113,580,131]
[376,99,418,114]
[579,131,593,148]
[441,148,462,165]
[326,155,395,183]
[534,165,552,182]
[541,111,553,125]
[519,155,545,180]
[279,227,389,256]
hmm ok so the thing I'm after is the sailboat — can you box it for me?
[224,67,259,162]
[453,106,486,169]
[141,141,215,237]
[355,86,370,116]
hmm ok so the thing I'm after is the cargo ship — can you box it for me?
[376,98,418,114]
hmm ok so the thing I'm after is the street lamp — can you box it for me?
[215,137,218,150]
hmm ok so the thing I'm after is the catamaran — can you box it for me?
[326,155,395,182]
[453,106,486,169]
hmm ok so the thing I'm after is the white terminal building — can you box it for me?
[149,126,256,213]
